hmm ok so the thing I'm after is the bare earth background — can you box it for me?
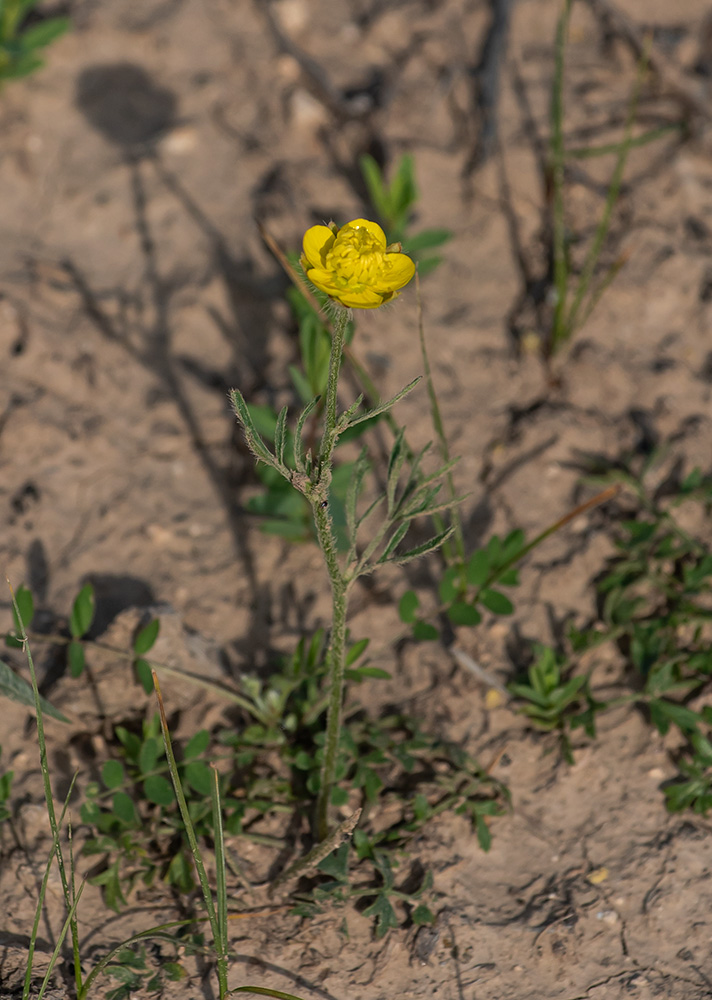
[2,0,712,997]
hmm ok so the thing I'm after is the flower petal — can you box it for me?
[305,267,341,296]
[381,252,416,290]
[340,218,387,249]
[336,287,387,308]
[302,226,335,269]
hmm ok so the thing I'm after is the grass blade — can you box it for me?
[8,581,83,993]
[153,671,228,997]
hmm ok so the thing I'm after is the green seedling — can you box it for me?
[360,152,452,275]
[3,580,165,695]
[509,455,712,812]
[0,0,69,83]
[508,645,599,763]
[81,715,218,910]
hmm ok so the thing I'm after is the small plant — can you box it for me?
[81,715,217,910]
[219,628,506,931]
[3,580,167,698]
[359,153,452,275]
[11,587,304,1000]
[509,456,712,812]
[507,645,598,763]
[0,0,69,83]
[251,156,451,545]
[398,487,618,642]
[232,218,502,865]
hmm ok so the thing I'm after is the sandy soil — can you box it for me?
[2,0,712,997]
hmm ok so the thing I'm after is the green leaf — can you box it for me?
[18,16,70,51]
[144,774,175,806]
[438,566,460,604]
[11,585,34,635]
[390,153,417,221]
[134,658,154,695]
[649,699,702,735]
[317,843,349,880]
[167,850,194,892]
[393,527,455,565]
[293,396,320,473]
[475,812,492,851]
[232,988,314,1000]
[405,228,452,254]
[413,621,439,641]
[68,639,85,678]
[274,405,289,468]
[70,583,95,638]
[466,550,490,588]
[133,618,160,655]
[345,638,369,666]
[447,602,482,627]
[362,894,399,938]
[0,659,69,722]
[111,791,137,824]
[359,153,390,222]
[345,665,390,682]
[184,729,210,759]
[502,529,526,560]
[184,760,213,796]
[231,390,282,471]
[138,737,160,776]
[102,760,125,789]
[340,377,421,432]
[412,904,436,926]
[378,521,410,563]
[479,589,514,615]
[415,256,443,278]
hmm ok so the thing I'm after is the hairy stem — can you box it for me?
[313,307,352,840]
[318,306,349,473]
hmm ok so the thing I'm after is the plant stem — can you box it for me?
[312,489,350,841]
[318,306,349,473]
[312,307,352,840]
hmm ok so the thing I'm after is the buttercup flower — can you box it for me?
[301,218,416,309]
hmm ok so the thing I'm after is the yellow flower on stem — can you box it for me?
[301,218,415,309]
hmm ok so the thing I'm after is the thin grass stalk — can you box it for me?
[22,776,77,1000]
[565,36,650,336]
[415,272,465,572]
[36,882,85,1000]
[233,989,308,1000]
[153,671,228,998]
[477,484,619,595]
[211,764,229,966]
[550,0,571,353]
[9,583,83,994]
[79,920,203,998]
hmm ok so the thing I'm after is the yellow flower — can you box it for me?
[301,218,415,309]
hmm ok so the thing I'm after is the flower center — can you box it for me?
[326,227,387,288]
